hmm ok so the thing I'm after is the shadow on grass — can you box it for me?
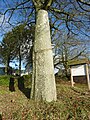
[18,76,31,99]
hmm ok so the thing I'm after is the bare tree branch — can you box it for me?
[70,48,86,60]
[50,7,70,16]
[76,0,90,12]
[76,0,90,6]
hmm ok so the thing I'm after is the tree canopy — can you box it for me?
[0,0,90,37]
[0,0,89,56]
[0,23,34,75]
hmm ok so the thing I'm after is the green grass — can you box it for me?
[0,75,10,86]
[0,89,10,94]
[0,75,31,87]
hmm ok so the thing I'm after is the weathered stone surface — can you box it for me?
[31,10,57,102]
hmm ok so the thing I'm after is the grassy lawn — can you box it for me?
[0,75,10,86]
[0,75,90,120]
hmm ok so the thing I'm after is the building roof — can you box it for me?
[68,59,90,66]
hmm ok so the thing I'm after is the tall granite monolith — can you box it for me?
[31,10,57,102]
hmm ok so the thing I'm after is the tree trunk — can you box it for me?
[7,56,10,75]
[31,10,57,102]
[19,46,21,76]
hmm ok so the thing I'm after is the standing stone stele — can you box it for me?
[31,10,57,102]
